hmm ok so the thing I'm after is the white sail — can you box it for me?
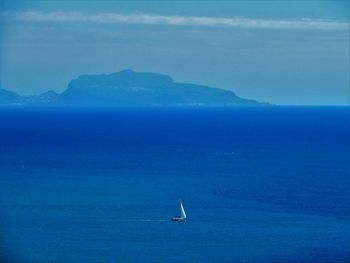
[179,200,187,219]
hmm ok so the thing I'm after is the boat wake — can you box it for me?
[112,219,169,222]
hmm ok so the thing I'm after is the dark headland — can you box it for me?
[0,70,268,106]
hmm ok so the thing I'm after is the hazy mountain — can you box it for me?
[58,70,263,106]
[0,89,21,105]
[1,70,266,106]
[0,89,59,105]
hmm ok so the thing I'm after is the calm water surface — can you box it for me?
[0,107,349,262]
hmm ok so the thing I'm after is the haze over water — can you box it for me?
[0,107,349,262]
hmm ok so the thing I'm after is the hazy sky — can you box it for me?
[0,0,349,105]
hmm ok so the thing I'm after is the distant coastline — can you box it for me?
[0,70,269,107]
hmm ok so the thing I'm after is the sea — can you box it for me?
[0,106,349,263]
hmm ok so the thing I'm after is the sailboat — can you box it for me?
[171,199,187,222]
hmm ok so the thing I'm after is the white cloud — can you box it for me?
[4,11,349,30]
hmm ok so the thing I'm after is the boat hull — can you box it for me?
[171,217,185,222]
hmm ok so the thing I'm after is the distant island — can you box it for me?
[0,69,267,106]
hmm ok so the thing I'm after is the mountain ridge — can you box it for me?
[0,70,268,106]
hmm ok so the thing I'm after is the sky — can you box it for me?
[0,0,349,105]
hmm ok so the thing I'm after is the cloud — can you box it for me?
[3,11,349,30]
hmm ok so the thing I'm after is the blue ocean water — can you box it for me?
[0,107,349,263]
